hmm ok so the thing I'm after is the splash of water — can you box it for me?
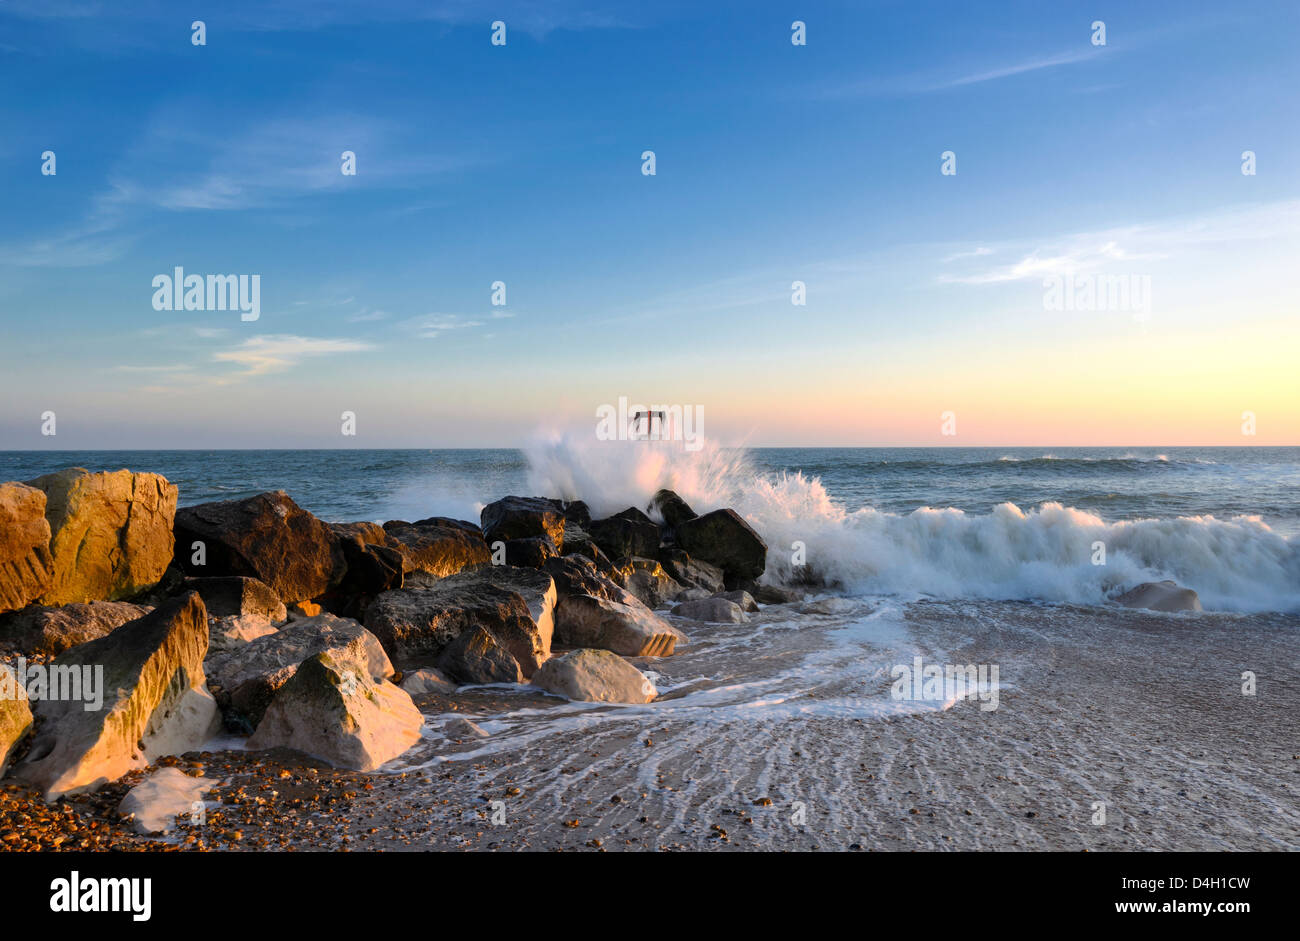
[523,433,1300,613]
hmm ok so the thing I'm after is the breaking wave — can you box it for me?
[524,433,1300,613]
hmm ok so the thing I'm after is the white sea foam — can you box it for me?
[524,433,1300,613]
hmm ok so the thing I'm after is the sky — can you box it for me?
[0,0,1297,448]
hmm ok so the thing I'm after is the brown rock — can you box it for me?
[205,613,393,732]
[0,601,152,657]
[173,491,342,603]
[365,567,554,677]
[480,497,566,552]
[24,468,177,605]
[0,482,54,614]
[554,593,679,657]
[375,518,491,577]
[14,592,216,799]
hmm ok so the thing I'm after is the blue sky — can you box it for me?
[1,0,1297,447]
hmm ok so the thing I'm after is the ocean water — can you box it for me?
[3,443,1298,613]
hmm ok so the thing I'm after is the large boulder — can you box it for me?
[0,601,152,657]
[173,491,343,604]
[0,664,33,777]
[503,535,559,569]
[674,509,767,582]
[437,625,524,685]
[14,592,218,800]
[375,518,491,577]
[616,557,685,608]
[329,533,404,616]
[649,489,698,530]
[247,651,423,772]
[182,576,286,621]
[207,614,280,652]
[1115,580,1203,613]
[671,597,746,623]
[533,648,657,704]
[715,589,759,613]
[400,667,457,696]
[24,468,177,605]
[205,613,393,732]
[658,548,725,594]
[587,510,660,560]
[480,497,566,552]
[365,567,555,676]
[0,482,54,614]
[543,555,640,606]
[554,594,679,657]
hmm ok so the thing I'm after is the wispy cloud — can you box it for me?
[211,334,375,377]
[938,200,1300,285]
[404,314,486,340]
[809,45,1109,100]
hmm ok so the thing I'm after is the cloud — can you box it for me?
[810,47,1104,100]
[211,334,375,377]
[348,309,390,323]
[403,313,486,339]
[938,200,1300,286]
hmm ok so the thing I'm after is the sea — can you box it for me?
[4,443,1298,613]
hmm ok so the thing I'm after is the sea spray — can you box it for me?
[522,434,1300,613]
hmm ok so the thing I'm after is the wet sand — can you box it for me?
[5,598,1293,852]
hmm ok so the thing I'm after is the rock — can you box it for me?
[587,511,660,560]
[444,717,489,739]
[674,508,767,582]
[0,601,152,657]
[0,664,33,777]
[437,625,523,685]
[182,576,286,622]
[480,497,566,552]
[247,651,423,772]
[533,648,657,704]
[365,567,555,676]
[377,518,491,577]
[649,489,698,530]
[554,594,679,657]
[560,526,619,575]
[118,767,214,835]
[288,601,323,619]
[616,557,685,608]
[672,597,746,623]
[14,592,214,800]
[504,535,559,568]
[801,596,858,616]
[658,548,725,594]
[543,555,640,606]
[560,500,592,527]
[715,589,759,613]
[24,468,178,605]
[207,613,279,652]
[139,685,222,761]
[751,583,798,604]
[174,491,343,604]
[1115,580,1203,613]
[205,613,393,732]
[674,587,710,602]
[399,667,457,696]
[0,482,54,615]
[337,534,404,594]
